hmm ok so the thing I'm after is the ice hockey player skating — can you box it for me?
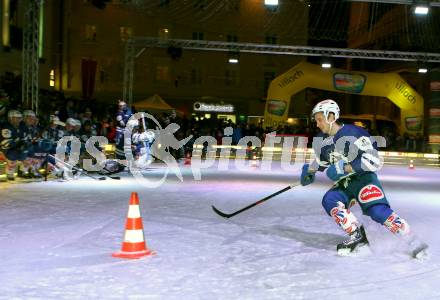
[300,99,428,258]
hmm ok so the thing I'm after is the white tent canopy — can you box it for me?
[133,94,174,111]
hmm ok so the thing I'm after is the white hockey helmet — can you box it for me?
[8,110,23,119]
[23,110,36,118]
[311,99,340,122]
[126,118,139,128]
[66,118,76,126]
[73,119,82,127]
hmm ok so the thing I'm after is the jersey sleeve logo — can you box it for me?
[354,136,373,151]
[358,184,384,203]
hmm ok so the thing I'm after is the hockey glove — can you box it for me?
[139,131,155,143]
[326,160,348,181]
[300,163,315,186]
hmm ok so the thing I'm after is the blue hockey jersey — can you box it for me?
[116,109,132,133]
[1,122,25,151]
[312,124,383,174]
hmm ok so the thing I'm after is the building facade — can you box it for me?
[53,0,308,119]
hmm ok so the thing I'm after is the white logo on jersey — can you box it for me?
[358,184,384,203]
[354,136,373,151]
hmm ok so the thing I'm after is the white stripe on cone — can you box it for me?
[124,229,145,243]
[127,205,141,218]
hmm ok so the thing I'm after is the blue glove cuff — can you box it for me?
[326,160,348,181]
[300,163,315,186]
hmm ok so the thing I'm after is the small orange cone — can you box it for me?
[184,153,191,165]
[251,154,258,168]
[409,159,415,170]
[112,192,154,259]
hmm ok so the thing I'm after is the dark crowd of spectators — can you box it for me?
[0,90,432,158]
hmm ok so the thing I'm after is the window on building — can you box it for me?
[85,25,97,41]
[49,69,55,87]
[120,26,133,42]
[192,32,204,40]
[155,65,170,83]
[265,35,277,45]
[158,28,170,39]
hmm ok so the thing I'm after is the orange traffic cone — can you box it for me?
[184,153,191,165]
[251,154,258,168]
[112,192,154,259]
[409,159,415,170]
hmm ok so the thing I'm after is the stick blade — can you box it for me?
[212,205,233,219]
[109,176,121,180]
[98,177,106,180]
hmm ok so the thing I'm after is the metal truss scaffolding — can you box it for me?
[22,0,43,113]
[123,37,440,105]
[123,39,135,106]
[345,0,440,6]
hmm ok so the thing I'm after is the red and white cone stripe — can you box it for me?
[112,192,154,259]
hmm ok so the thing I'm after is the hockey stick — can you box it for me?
[49,154,107,181]
[100,170,121,180]
[212,181,301,219]
[43,153,49,182]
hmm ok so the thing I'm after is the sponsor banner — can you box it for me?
[333,73,366,94]
[429,71,440,143]
[193,102,234,113]
[430,81,440,92]
[405,116,423,131]
[429,134,440,144]
[358,184,384,203]
[263,61,423,135]
[266,99,287,117]
[430,108,440,117]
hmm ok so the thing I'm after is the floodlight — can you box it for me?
[414,6,429,15]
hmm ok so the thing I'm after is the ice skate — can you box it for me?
[337,225,369,256]
[383,212,428,259]
[17,168,33,179]
[405,234,429,259]
[0,161,7,182]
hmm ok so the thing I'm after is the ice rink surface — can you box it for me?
[0,161,439,300]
